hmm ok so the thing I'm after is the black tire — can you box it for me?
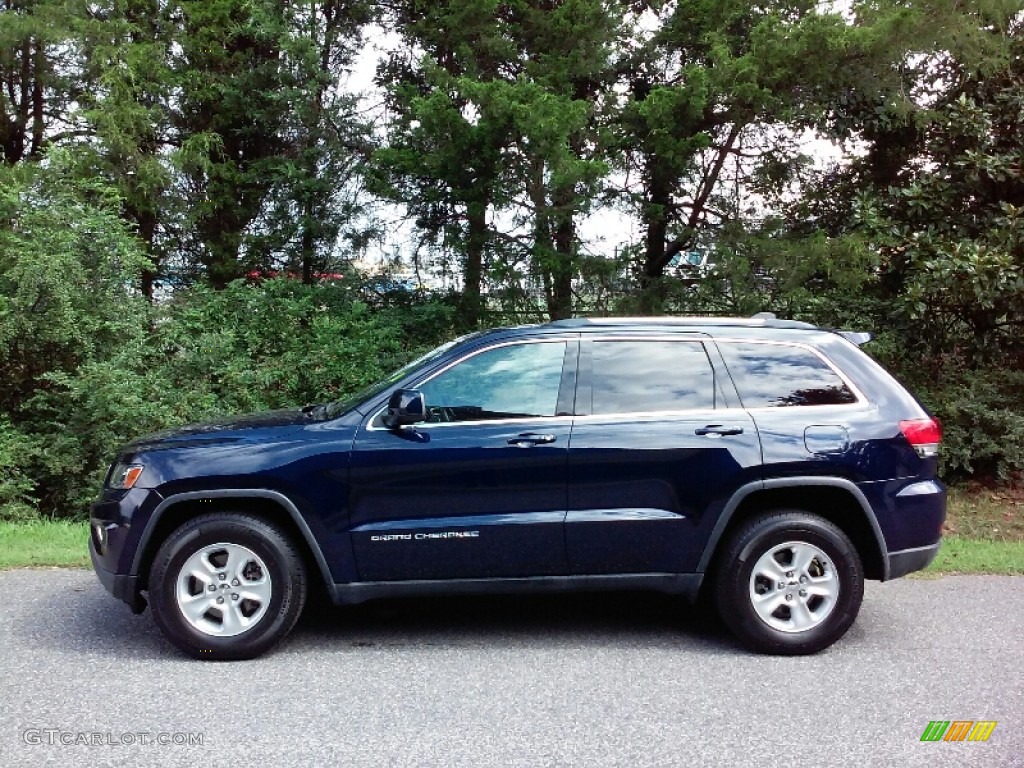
[713,510,864,655]
[148,513,307,660]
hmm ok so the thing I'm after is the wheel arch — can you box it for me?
[132,490,334,595]
[699,478,889,582]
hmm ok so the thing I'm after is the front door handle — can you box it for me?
[507,433,557,447]
[695,424,745,437]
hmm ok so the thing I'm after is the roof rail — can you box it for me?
[547,315,818,330]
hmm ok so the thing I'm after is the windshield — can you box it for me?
[323,331,484,418]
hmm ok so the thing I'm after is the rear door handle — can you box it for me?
[695,425,744,437]
[507,433,557,446]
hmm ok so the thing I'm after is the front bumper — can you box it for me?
[886,541,941,579]
[90,533,147,613]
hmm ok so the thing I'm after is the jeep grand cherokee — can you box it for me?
[90,316,945,659]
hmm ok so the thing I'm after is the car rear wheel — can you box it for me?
[713,511,864,655]
[148,513,307,660]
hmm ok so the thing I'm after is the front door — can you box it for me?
[349,338,577,581]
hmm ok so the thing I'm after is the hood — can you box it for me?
[123,406,322,452]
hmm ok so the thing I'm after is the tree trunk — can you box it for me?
[133,208,158,300]
[463,198,486,326]
[638,208,668,315]
[637,163,673,314]
[29,39,44,158]
[547,184,575,321]
[301,192,315,285]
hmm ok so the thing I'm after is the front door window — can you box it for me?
[417,341,567,423]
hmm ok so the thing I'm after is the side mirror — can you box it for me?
[382,389,426,429]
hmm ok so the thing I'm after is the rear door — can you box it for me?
[348,337,577,581]
[566,336,761,575]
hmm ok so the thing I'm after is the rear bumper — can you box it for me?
[886,541,941,579]
[90,539,146,613]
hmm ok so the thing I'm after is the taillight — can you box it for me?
[899,418,941,458]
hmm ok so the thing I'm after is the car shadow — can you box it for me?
[285,590,739,655]
[25,574,739,659]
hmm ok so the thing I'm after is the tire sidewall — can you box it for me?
[722,514,864,654]
[150,517,304,659]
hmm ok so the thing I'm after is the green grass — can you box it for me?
[924,538,1024,575]
[1,487,1023,572]
[0,520,90,569]
[915,485,1024,575]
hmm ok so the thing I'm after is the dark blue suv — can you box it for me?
[89,316,945,659]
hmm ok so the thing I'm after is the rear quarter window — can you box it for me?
[718,342,857,408]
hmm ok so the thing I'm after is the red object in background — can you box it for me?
[245,270,345,282]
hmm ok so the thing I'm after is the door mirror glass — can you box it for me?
[382,389,426,428]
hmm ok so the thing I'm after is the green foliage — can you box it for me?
[0,155,151,517]
[0,419,38,521]
[917,365,1024,481]
[376,0,619,321]
[1,157,459,518]
[0,155,153,412]
[7,279,459,517]
[2,0,1024,506]
[0,0,82,165]
[848,26,1024,479]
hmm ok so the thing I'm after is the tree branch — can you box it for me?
[658,123,742,268]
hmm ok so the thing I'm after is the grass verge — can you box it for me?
[924,538,1024,575]
[918,485,1024,575]
[0,520,90,569]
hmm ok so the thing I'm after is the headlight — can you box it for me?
[109,463,145,489]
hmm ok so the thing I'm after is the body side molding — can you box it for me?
[331,573,704,605]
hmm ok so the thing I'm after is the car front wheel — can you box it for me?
[148,513,308,660]
[713,511,864,655]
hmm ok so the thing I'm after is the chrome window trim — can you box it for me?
[365,337,575,431]
[368,415,576,431]
[572,406,749,424]
[711,337,869,409]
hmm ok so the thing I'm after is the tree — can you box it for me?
[374,0,518,325]
[0,154,152,513]
[78,0,176,298]
[377,0,618,322]
[0,0,82,164]
[248,0,374,284]
[856,16,1024,358]
[502,0,617,320]
[75,1,374,292]
[169,0,292,287]
[613,0,943,312]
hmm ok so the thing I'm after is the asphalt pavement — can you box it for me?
[0,569,1021,767]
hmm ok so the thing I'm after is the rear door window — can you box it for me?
[590,341,716,414]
